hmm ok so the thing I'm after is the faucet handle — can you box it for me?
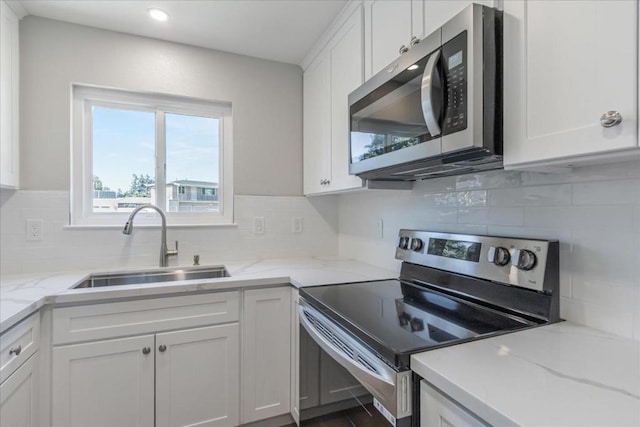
[167,240,179,257]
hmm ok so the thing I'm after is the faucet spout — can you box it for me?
[122,205,178,267]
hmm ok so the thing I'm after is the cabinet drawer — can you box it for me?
[53,291,239,345]
[0,312,40,384]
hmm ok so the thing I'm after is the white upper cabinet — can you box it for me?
[303,53,331,195]
[365,0,417,78]
[0,0,19,189]
[329,5,366,192]
[303,4,364,195]
[503,0,639,168]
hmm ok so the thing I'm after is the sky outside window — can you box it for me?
[92,106,155,195]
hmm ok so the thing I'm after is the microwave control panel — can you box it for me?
[442,31,468,135]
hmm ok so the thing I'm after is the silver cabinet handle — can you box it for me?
[142,347,151,355]
[410,36,420,47]
[600,111,622,127]
[399,45,409,54]
[159,344,167,352]
[421,49,442,137]
[9,345,21,356]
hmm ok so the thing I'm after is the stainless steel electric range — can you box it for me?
[298,230,560,427]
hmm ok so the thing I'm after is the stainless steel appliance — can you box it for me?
[299,230,560,426]
[348,4,502,182]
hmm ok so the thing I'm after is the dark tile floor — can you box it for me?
[297,403,390,427]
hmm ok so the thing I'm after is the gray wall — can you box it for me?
[19,16,303,195]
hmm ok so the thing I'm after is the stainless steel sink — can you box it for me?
[73,266,229,289]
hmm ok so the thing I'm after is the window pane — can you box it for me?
[165,113,220,213]
[92,106,156,213]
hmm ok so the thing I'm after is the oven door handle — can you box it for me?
[421,49,442,137]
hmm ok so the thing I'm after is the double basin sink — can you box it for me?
[74,266,230,289]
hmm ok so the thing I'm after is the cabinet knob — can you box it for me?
[142,347,151,355]
[159,344,167,352]
[9,345,21,356]
[410,36,420,47]
[399,45,409,54]
[600,111,622,127]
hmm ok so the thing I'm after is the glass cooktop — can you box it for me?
[300,279,534,368]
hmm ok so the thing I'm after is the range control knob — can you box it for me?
[410,238,423,252]
[512,249,537,270]
[487,246,510,266]
[398,236,410,250]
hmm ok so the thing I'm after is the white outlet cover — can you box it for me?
[26,219,44,241]
[292,217,303,233]
[375,219,383,239]
[254,217,265,234]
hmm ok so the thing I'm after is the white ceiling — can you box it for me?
[10,0,348,64]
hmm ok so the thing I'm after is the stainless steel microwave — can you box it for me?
[348,4,503,181]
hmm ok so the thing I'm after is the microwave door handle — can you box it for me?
[421,49,442,137]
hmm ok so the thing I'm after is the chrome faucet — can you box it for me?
[122,204,178,267]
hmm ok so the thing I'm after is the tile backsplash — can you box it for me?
[1,160,639,340]
[0,193,339,274]
[337,160,640,340]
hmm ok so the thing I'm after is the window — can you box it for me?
[72,86,233,226]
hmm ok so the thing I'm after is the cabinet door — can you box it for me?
[424,0,494,37]
[0,354,37,427]
[303,52,331,195]
[319,350,368,405]
[242,287,292,423]
[420,381,488,427]
[504,0,638,168]
[155,324,240,427]
[52,335,155,427]
[365,0,414,77]
[0,0,19,189]
[328,5,365,193]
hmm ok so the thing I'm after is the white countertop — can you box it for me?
[0,256,398,334]
[411,322,640,427]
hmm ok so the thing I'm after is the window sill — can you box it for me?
[64,223,239,230]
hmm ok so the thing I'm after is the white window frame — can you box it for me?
[71,85,233,226]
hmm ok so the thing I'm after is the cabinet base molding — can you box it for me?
[239,413,294,427]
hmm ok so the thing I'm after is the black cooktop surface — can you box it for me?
[300,279,534,368]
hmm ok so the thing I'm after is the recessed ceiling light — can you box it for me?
[148,8,169,22]
[407,64,419,71]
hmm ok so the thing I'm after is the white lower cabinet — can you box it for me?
[241,287,292,423]
[155,324,240,427]
[52,335,156,427]
[52,325,240,427]
[420,381,487,427]
[0,354,38,427]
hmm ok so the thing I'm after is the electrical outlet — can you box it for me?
[26,219,43,241]
[375,219,384,239]
[254,217,265,234]
[292,217,303,233]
